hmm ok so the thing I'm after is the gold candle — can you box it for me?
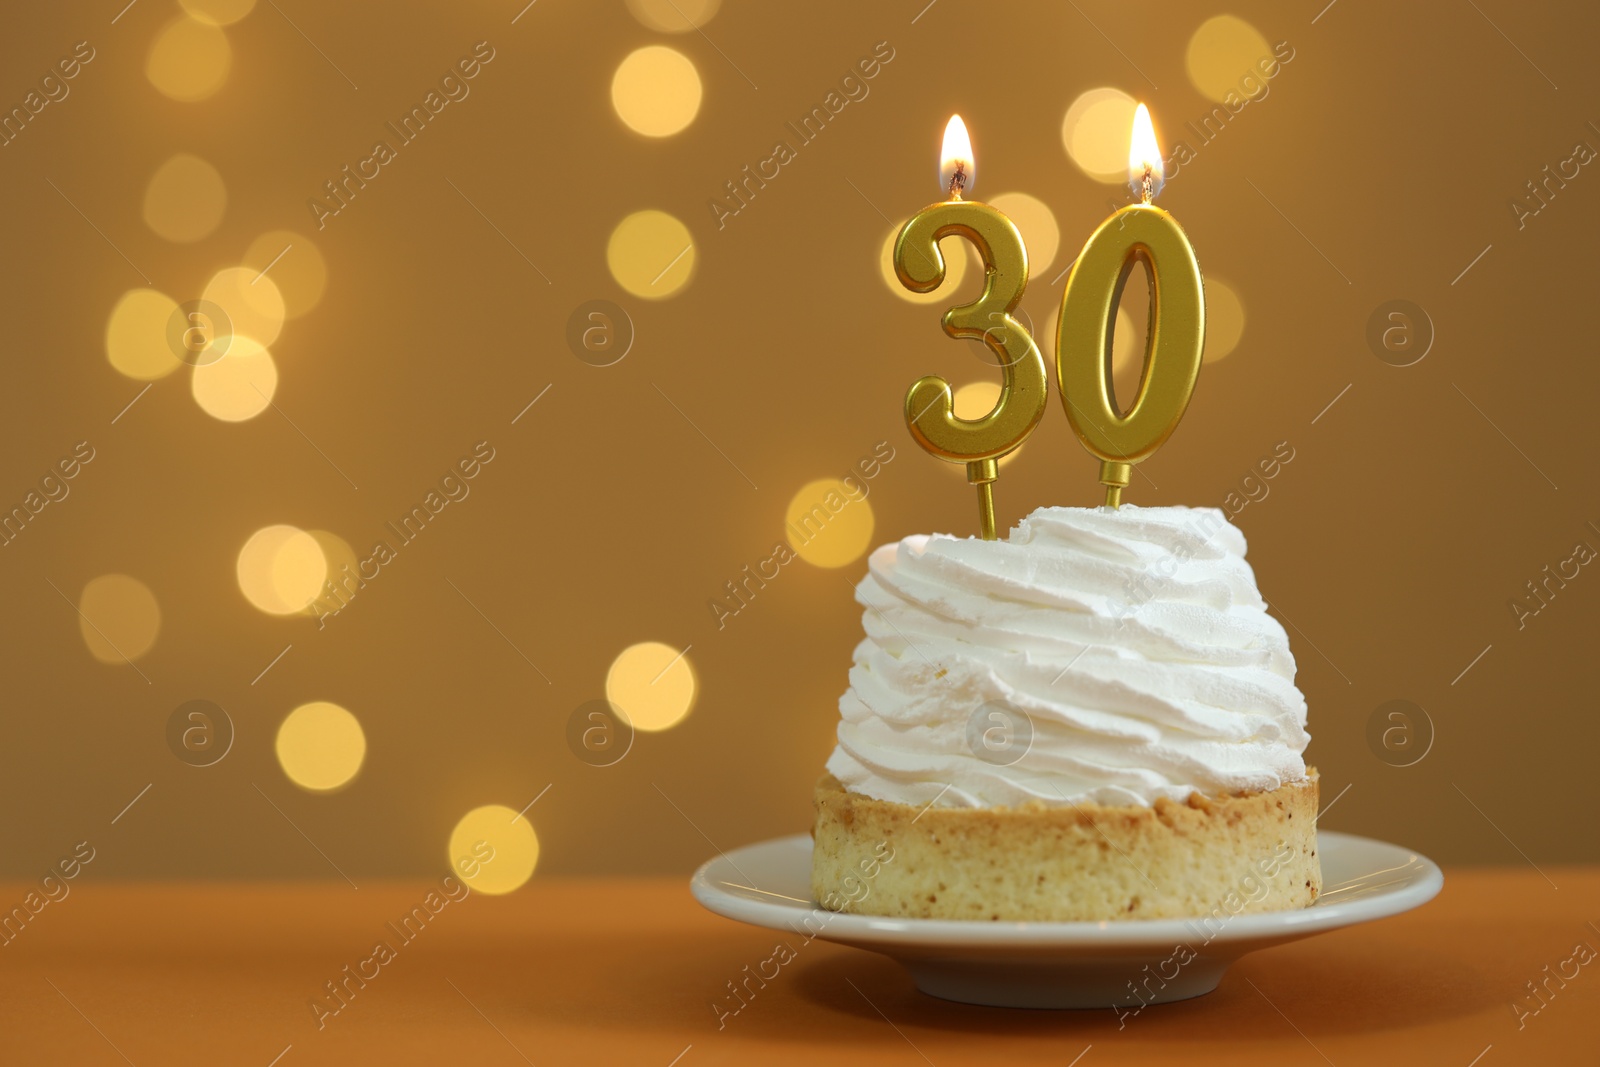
[1056,104,1205,508]
[894,115,1048,540]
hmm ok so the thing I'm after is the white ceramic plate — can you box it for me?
[691,830,1442,1009]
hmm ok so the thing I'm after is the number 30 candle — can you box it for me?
[1057,104,1206,508]
[894,115,1048,540]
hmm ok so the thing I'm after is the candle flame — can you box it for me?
[939,114,974,199]
[1128,103,1164,202]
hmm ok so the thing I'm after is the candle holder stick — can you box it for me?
[968,458,999,540]
[1100,462,1130,509]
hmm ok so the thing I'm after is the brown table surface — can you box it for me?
[0,869,1593,1065]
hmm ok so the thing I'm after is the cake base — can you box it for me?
[811,770,1320,922]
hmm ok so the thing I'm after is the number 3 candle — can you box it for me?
[1057,104,1206,508]
[894,115,1048,540]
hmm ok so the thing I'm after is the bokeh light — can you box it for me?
[611,46,702,137]
[607,210,695,299]
[785,478,876,568]
[952,381,1000,421]
[448,805,540,895]
[878,226,973,305]
[106,289,182,380]
[180,0,256,25]
[191,336,278,421]
[1203,277,1246,363]
[202,266,286,348]
[1187,15,1272,104]
[237,525,328,615]
[302,530,359,618]
[1112,306,1139,373]
[1061,87,1138,183]
[951,381,1023,468]
[625,0,720,32]
[989,192,1060,273]
[606,641,697,731]
[146,16,231,102]
[143,154,226,243]
[276,701,365,792]
[243,231,327,319]
[77,575,160,665]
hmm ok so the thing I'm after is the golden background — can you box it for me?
[2,0,1595,887]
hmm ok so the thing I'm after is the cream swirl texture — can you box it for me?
[824,505,1310,808]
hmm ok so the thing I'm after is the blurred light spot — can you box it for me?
[989,192,1060,273]
[607,210,695,299]
[878,226,972,305]
[611,46,702,137]
[276,701,365,792]
[1187,15,1272,104]
[1203,277,1245,363]
[202,266,286,348]
[106,289,182,380]
[180,0,256,25]
[147,16,231,102]
[191,336,277,421]
[1061,87,1138,183]
[143,154,226,243]
[606,641,697,731]
[951,382,1022,469]
[1113,306,1139,373]
[237,524,328,615]
[301,530,359,618]
[785,478,875,568]
[448,805,539,895]
[78,575,160,665]
[625,0,719,32]
[244,230,327,319]
[952,380,1000,421]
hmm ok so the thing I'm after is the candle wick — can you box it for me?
[1140,164,1153,205]
[949,162,967,200]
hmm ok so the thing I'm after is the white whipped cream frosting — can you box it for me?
[824,505,1310,809]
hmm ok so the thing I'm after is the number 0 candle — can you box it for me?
[894,115,1048,540]
[1057,104,1206,509]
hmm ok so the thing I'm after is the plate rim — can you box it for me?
[691,829,1443,949]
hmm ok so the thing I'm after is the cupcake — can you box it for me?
[811,504,1320,922]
